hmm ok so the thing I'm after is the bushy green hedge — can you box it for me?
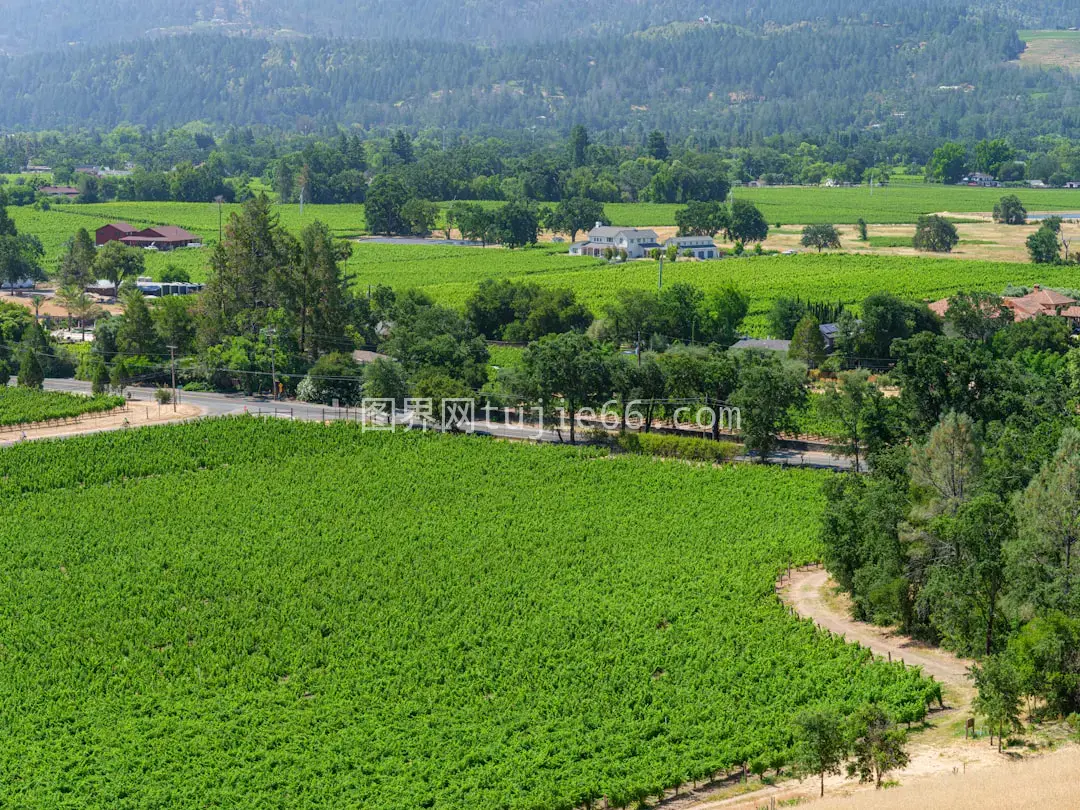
[617,431,741,464]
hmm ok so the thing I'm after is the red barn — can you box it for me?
[96,223,201,251]
[95,222,139,246]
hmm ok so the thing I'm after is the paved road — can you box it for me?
[43,379,856,471]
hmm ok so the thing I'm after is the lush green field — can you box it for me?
[607,184,1080,227]
[9,183,1080,288]
[0,420,935,808]
[1,173,53,185]
[351,242,602,296]
[10,202,367,284]
[1019,30,1080,42]
[351,246,1077,334]
[9,205,213,283]
[55,184,1072,242]
[738,183,1080,225]
[11,198,1076,335]
[64,201,367,240]
[0,387,124,427]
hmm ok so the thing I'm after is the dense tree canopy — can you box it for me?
[0,4,1071,141]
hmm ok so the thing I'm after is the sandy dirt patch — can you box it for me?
[812,746,1080,809]
[752,219,1080,264]
[0,290,123,319]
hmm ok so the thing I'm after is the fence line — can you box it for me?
[0,405,131,434]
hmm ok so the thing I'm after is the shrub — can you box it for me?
[296,352,364,406]
[617,432,741,464]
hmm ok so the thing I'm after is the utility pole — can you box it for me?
[658,255,664,291]
[265,327,278,400]
[167,345,178,412]
[215,195,224,243]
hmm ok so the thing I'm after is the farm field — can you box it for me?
[0,419,936,809]
[607,184,1080,226]
[9,202,367,285]
[350,244,1080,333]
[1018,30,1080,71]
[9,192,1080,318]
[0,387,124,426]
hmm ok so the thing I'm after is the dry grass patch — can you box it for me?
[812,745,1080,810]
[1019,30,1080,71]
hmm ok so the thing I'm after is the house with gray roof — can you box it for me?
[569,223,661,259]
[665,235,719,260]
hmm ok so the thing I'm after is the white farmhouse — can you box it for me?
[570,223,661,259]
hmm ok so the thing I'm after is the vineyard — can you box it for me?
[0,420,938,809]
[0,387,124,427]
[358,249,1080,334]
[12,193,1080,334]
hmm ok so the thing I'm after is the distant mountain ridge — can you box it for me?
[3,0,1077,54]
[0,0,1077,136]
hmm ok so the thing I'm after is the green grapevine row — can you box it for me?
[0,387,124,427]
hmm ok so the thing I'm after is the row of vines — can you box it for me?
[0,387,124,427]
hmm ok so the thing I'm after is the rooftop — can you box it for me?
[1014,286,1076,308]
[102,222,139,234]
[588,224,658,239]
[730,338,792,353]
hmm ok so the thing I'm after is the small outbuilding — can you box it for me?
[664,235,719,259]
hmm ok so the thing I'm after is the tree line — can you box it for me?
[817,287,1080,744]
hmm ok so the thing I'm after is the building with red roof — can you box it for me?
[96,223,202,251]
[929,286,1078,326]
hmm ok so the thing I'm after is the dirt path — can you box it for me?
[0,402,204,446]
[781,567,972,686]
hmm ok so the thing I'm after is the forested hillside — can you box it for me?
[4,0,1079,53]
[0,0,1078,135]
[1,12,1075,138]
